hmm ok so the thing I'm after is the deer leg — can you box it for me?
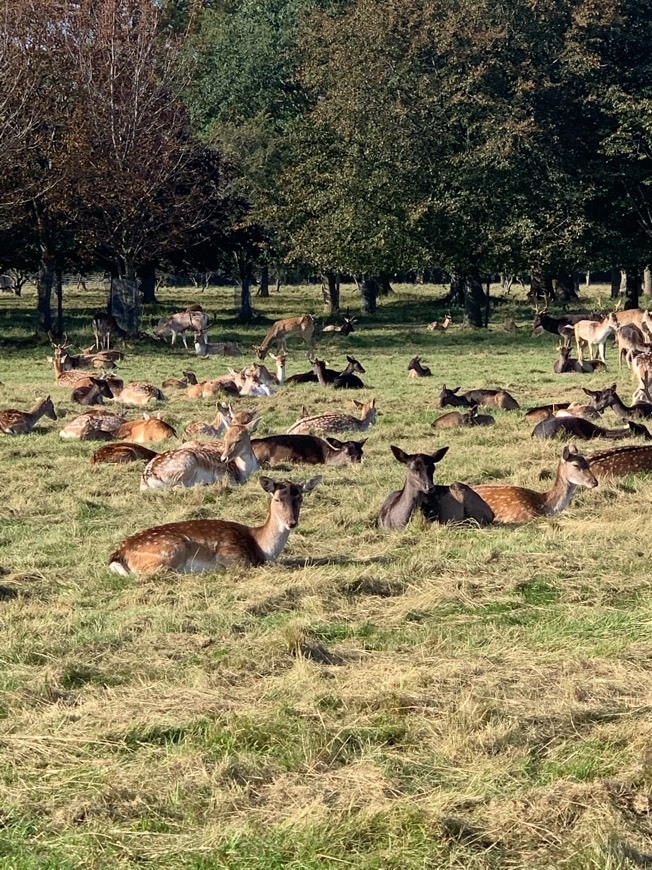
[576,336,584,363]
[181,332,189,351]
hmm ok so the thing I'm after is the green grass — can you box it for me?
[0,280,651,868]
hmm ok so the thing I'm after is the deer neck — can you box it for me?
[276,362,286,385]
[231,439,260,481]
[250,505,292,562]
[389,474,425,526]
[27,399,48,423]
[542,462,577,515]
[609,393,630,420]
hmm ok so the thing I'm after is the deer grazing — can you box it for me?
[115,415,177,443]
[427,314,452,332]
[431,406,495,428]
[439,385,520,410]
[287,398,377,436]
[59,410,127,440]
[532,416,651,441]
[91,443,158,464]
[154,305,209,349]
[109,475,321,575]
[573,312,619,363]
[470,445,598,523]
[407,356,432,378]
[91,312,125,350]
[0,396,57,435]
[252,434,365,467]
[553,344,605,373]
[193,331,242,357]
[255,315,316,360]
[378,445,494,528]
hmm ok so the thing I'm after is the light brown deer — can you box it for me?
[52,342,98,387]
[91,443,158,464]
[115,415,177,443]
[162,371,198,389]
[59,410,127,440]
[184,403,234,439]
[470,445,598,522]
[0,396,57,435]
[154,305,209,349]
[431,406,495,428]
[587,444,652,479]
[574,312,619,363]
[286,398,377,436]
[108,475,321,575]
[255,315,316,359]
[91,312,125,350]
[110,381,166,407]
[427,314,452,332]
[193,331,242,357]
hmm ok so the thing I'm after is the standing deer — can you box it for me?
[287,398,377,436]
[573,312,619,363]
[108,475,321,575]
[92,312,125,350]
[154,305,209,349]
[255,315,316,360]
[0,396,57,435]
[470,445,598,522]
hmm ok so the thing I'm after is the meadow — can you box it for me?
[1,279,652,869]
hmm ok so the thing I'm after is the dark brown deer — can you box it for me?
[439,385,519,410]
[72,378,114,406]
[431,406,495,428]
[532,416,652,441]
[582,384,652,420]
[553,344,605,373]
[408,356,432,378]
[286,356,365,387]
[252,434,365,466]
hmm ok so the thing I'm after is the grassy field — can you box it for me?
[1,279,652,869]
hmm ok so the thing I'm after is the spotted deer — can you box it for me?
[587,444,652,479]
[286,398,377,436]
[91,443,158,464]
[110,381,166,406]
[184,403,234,439]
[108,475,321,575]
[52,342,99,387]
[59,410,127,440]
[154,305,209,349]
[115,415,177,443]
[255,315,316,360]
[0,396,57,435]
[470,445,598,522]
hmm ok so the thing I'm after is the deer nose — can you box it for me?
[288,519,298,529]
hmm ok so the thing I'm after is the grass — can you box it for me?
[1,279,652,868]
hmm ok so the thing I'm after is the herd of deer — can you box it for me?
[4,301,652,576]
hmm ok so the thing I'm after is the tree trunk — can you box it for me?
[110,265,141,336]
[610,268,621,299]
[139,262,157,305]
[257,265,270,298]
[37,255,54,335]
[447,271,465,306]
[644,266,652,298]
[463,273,488,328]
[360,275,378,315]
[322,271,340,313]
[377,273,393,297]
[55,266,63,337]
[553,272,579,303]
[238,278,253,320]
[528,266,553,303]
[624,271,641,310]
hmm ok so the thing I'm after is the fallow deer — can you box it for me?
[471,445,598,523]
[193,331,242,357]
[574,312,619,363]
[91,443,158,464]
[431,406,495,428]
[110,381,166,407]
[115,415,177,443]
[162,371,198,389]
[0,396,57,435]
[287,398,377,436]
[439,385,519,410]
[587,444,652,479]
[322,314,356,335]
[582,384,652,420]
[252,434,365,466]
[531,416,651,441]
[553,344,605,373]
[285,356,365,386]
[614,324,649,369]
[531,306,600,344]
[407,356,432,378]
[72,378,114,406]
[154,305,209,349]
[427,314,452,332]
[254,314,316,360]
[52,342,99,388]
[91,312,125,350]
[108,475,321,575]
[184,403,234,439]
[525,403,572,423]
[59,410,127,440]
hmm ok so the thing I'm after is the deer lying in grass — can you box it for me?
[311,357,366,390]
[115,415,177,443]
[162,371,198,389]
[431,406,495,428]
[553,344,605,373]
[140,415,259,491]
[287,356,365,387]
[287,398,377,436]
[471,445,598,522]
[439,385,520,410]
[0,396,56,435]
[525,402,572,423]
[194,331,242,357]
[378,445,494,528]
[91,443,158,464]
[407,356,432,378]
[532,415,651,441]
[255,315,316,360]
[583,384,652,420]
[322,314,356,335]
[59,410,127,440]
[184,403,234,439]
[252,434,365,466]
[587,444,652,479]
[110,380,166,406]
[72,378,114,406]
[573,312,619,363]
[427,314,452,332]
[52,342,100,387]
[109,475,321,575]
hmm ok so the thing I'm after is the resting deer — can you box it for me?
[252,434,365,466]
[439,385,519,410]
[184,403,234,439]
[431,406,495,428]
[116,415,177,443]
[525,402,572,423]
[322,314,356,335]
[583,384,652,420]
[109,475,321,575]
[194,331,242,357]
[0,396,57,435]
[286,355,365,386]
[110,380,166,407]
[378,445,494,528]
[154,305,209,349]
[91,312,126,350]
[407,356,432,378]
[287,398,377,436]
[72,378,114,406]
[471,445,598,523]
[587,444,652,479]
[427,314,452,332]
[255,315,316,360]
[553,344,605,374]
[91,443,158,464]
[162,371,198,389]
[140,415,260,491]
[59,410,127,440]
[532,416,651,441]
[574,312,619,363]
[52,342,99,388]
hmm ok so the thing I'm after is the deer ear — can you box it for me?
[259,476,277,493]
[452,387,460,393]
[347,355,355,363]
[353,400,363,409]
[431,446,449,463]
[563,445,579,460]
[581,388,594,397]
[610,383,617,391]
[325,437,343,448]
[391,445,409,464]
[302,475,321,493]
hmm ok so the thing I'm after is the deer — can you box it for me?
[531,306,600,344]
[470,445,598,523]
[59,410,127,440]
[427,314,452,332]
[115,415,177,443]
[630,350,652,394]
[378,445,494,528]
[91,443,158,464]
[553,344,605,374]
[582,384,652,420]
[140,415,260,491]
[439,385,520,410]
[254,315,316,360]
[108,475,321,575]
[286,355,365,386]
[252,434,366,466]
[0,396,57,435]
[287,398,377,436]
[525,402,572,423]
[614,324,649,370]
[162,371,198,389]
[91,312,126,350]
[586,444,652,479]
[322,314,356,335]
[184,403,234,439]
[52,342,101,388]
[193,331,242,357]
[531,415,651,441]
[407,356,432,378]
[49,334,120,370]
[431,406,495,428]
[109,380,166,407]
[71,378,114,406]
[574,312,619,363]
[154,305,209,349]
